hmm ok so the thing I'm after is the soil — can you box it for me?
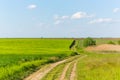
[85,44,120,52]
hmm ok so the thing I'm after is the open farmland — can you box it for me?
[1,38,120,80]
[0,38,73,80]
[26,38,120,80]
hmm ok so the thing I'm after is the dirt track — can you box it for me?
[24,59,66,80]
[59,62,72,80]
[24,55,87,80]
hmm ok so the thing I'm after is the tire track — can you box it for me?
[70,55,87,80]
[70,61,77,80]
[24,55,87,80]
[59,62,72,80]
[24,59,66,80]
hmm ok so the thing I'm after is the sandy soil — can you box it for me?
[85,44,120,52]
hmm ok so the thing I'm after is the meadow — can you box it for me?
[76,52,120,80]
[0,38,73,80]
[76,38,120,80]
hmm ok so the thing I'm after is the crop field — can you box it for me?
[1,38,120,80]
[0,38,73,80]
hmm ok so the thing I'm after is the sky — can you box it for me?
[0,0,120,38]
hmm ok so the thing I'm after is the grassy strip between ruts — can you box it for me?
[65,61,74,80]
[41,55,82,80]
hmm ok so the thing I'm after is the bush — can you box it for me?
[118,40,120,45]
[83,37,96,47]
[107,41,115,45]
[71,52,79,56]
[47,56,61,63]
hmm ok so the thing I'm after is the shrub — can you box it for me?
[47,57,60,63]
[118,40,120,45]
[83,37,96,47]
[107,41,115,45]
[71,52,79,56]
[69,40,76,50]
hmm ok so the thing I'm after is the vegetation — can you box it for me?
[42,55,81,80]
[0,38,73,80]
[69,40,76,50]
[118,40,120,45]
[40,38,120,80]
[83,37,96,47]
[76,52,120,80]
[1,38,120,80]
[107,41,115,45]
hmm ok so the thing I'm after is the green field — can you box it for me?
[0,38,73,80]
[1,38,120,80]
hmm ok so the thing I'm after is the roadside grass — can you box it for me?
[76,51,120,80]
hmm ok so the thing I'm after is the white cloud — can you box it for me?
[113,8,120,13]
[54,15,69,20]
[71,12,94,19]
[89,18,113,24]
[54,15,59,20]
[27,4,37,9]
[54,11,94,24]
[54,15,69,25]
[54,20,61,25]
[61,16,69,19]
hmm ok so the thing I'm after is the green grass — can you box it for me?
[75,38,120,80]
[65,61,74,80]
[0,38,73,80]
[2,38,120,80]
[76,38,120,48]
[77,52,120,80]
[42,63,65,80]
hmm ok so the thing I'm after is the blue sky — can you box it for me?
[0,0,120,38]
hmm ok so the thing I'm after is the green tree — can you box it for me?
[83,37,96,47]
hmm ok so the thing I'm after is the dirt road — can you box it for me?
[24,59,66,80]
[24,55,87,80]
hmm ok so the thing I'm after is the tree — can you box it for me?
[83,37,96,47]
[69,40,76,50]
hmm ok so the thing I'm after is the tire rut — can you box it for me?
[24,59,66,80]
[59,62,72,80]
[70,55,87,80]
[24,55,87,80]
